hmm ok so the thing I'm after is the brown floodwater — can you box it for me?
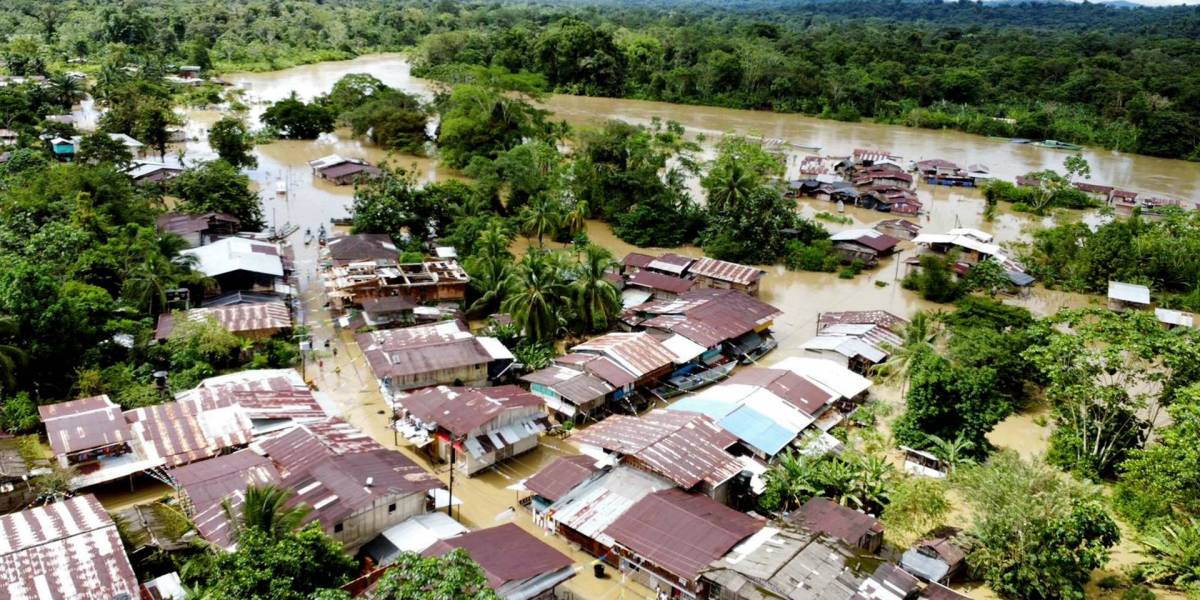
[90,54,1164,597]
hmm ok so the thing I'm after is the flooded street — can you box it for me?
[92,52,1189,597]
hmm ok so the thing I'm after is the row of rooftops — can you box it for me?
[525,447,967,600]
[622,252,767,288]
[1016,174,1193,212]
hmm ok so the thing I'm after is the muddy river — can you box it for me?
[89,53,1198,598]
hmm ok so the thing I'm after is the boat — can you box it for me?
[739,334,779,365]
[317,224,327,246]
[650,360,737,400]
[275,180,287,195]
[303,228,313,246]
[1034,139,1083,151]
[268,222,299,242]
[1010,138,1032,144]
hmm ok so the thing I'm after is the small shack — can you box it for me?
[789,496,884,553]
[1107,281,1151,312]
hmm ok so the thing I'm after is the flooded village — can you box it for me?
[3,51,1199,600]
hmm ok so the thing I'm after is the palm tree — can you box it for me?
[501,250,568,343]
[924,433,977,472]
[0,317,27,392]
[562,199,589,237]
[1140,517,1200,591]
[464,221,515,317]
[48,73,86,109]
[570,245,621,333]
[222,484,310,542]
[873,311,941,394]
[702,159,758,213]
[518,195,561,247]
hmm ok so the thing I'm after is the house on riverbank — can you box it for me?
[604,487,764,598]
[358,321,514,399]
[789,497,884,553]
[571,409,747,504]
[172,421,441,551]
[393,385,547,476]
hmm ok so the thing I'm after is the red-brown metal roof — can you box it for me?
[572,333,676,379]
[604,488,762,582]
[572,410,741,489]
[687,257,765,286]
[423,523,575,588]
[40,395,131,456]
[626,270,695,295]
[817,311,909,335]
[790,497,883,548]
[524,455,599,502]
[397,385,543,437]
[0,495,139,600]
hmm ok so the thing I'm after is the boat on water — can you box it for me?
[303,227,314,246]
[268,222,299,241]
[317,224,327,245]
[650,360,737,400]
[739,334,779,365]
[1034,139,1084,151]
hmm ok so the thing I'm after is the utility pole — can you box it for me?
[447,439,457,519]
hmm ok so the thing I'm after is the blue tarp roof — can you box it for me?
[717,405,796,457]
[668,396,738,421]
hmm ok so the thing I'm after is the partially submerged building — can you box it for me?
[0,495,139,600]
[687,257,767,296]
[1108,281,1151,312]
[172,421,441,551]
[623,289,783,365]
[524,455,600,528]
[543,464,674,558]
[571,409,746,503]
[829,229,901,266]
[358,320,513,400]
[604,487,763,598]
[394,385,547,476]
[700,525,868,600]
[309,154,383,185]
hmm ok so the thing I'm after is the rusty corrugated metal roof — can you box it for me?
[0,495,138,600]
[39,395,131,456]
[396,385,543,437]
[687,257,765,286]
[604,488,762,582]
[572,410,741,489]
[572,332,675,378]
[524,455,599,502]
[423,523,575,589]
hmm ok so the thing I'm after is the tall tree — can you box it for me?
[501,249,568,343]
[569,244,620,333]
[208,116,258,169]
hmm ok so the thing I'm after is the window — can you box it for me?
[388,503,396,513]
[334,522,344,533]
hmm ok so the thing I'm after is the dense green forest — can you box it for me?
[4,1,1200,158]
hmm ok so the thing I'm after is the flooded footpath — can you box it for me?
[92,53,1199,597]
